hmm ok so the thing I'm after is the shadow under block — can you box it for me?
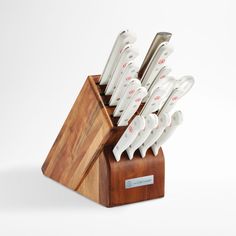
[42,75,165,207]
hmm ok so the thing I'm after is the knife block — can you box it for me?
[42,75,165,207]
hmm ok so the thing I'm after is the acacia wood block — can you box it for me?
[42,75,165,207]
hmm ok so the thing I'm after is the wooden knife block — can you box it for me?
[42,75,165,207]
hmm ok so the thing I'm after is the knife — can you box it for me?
[126,114,158,159]
[158,75,194,116]
[117,86,147,126]
[147,66,172,95]
[105,45,138,95]
[109,62,138,106]
[139,112,170,157]
[138,32,172,79]
[113,79,141,117]
[140,77,176,116]
[99,30,136,85]
[141,43,174,91]
[151,110,183,156]
[113,115,145,161]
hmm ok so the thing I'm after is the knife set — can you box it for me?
[42,31,194,207]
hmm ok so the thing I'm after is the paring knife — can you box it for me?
[113,115,145,161]
[138,32,172,79]
[113,79,141,117]
[117,87,147,126]
[105,45,138,95]
[126,114,158,159]
[151,110,183,156]
[109,62,138,106]
[99,30,136,85]
[139,112,170,158]
[140,77,176,116]
[158,75,194,116]
[141,43,174,91]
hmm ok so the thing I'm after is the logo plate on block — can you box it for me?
[125,175,154,189]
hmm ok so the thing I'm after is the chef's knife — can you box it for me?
[117,86,147,126]
[126,114,158,159]
[105,46,138,95]
[151,110,183,156]
[113,79,141,117]
[109,62,138,106]
[113,115,145,161]
[99,30,136,85]
[139,112,170,157]
[138,32,172,79]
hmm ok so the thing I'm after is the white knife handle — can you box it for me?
[113,79,141,117]
[117,87,147,126]
[141,43,174,91]
[100,30,136,85]
[113,116,145,161]
[147,66,172,94]
[151,111,183,156]
[158,75,194,116]
[139,113,170,157]
[105,46,138,95]
[126,114,158,159]
[141,77,176,115]
[109,63,138,106]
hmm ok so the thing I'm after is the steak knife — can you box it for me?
[113,115,145,161]
[151,110,183,156]
[139,112,170,157]
[126,114,158,159]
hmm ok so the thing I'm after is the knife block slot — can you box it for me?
[42,75,165,207]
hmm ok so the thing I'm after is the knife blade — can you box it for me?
[117,86,147,126]
[113,78,141,117]
[158,75,194,116]
[140,77,176,116]
[126,114,158,159]
[109,62,138,106]
[99,30,136,85]
[113,115,145,161]
[105,46,138,95]
[141,43,174,91]
[138,32,172,79]
[151,110,183,156]
[139,112,170,157]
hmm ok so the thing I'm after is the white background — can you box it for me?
[1,0,236,235]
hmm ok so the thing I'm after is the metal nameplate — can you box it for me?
[125,175,154,189]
